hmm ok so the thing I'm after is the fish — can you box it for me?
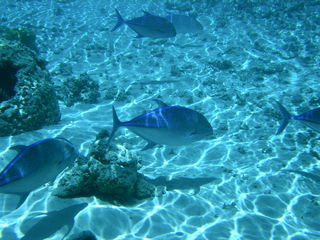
[106,100,213,150]
[0,138,78,209]
[19,203,88,240]
[142,174,216,194]
[275,101,320,135]
[111,9,176,38]
[283,169,320,183]
[166,13,203,34]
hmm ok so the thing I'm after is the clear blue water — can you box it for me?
[0,0,320,239]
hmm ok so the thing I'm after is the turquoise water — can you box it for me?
[0,0,320,239]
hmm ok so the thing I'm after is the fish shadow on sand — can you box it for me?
[141,174,217,194]
[1,202,88,240]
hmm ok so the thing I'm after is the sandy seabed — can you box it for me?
[0,0,320,239]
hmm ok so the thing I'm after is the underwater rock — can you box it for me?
[57,62,73,76]
[0,38,60,137]
[57,73,100,107]
[0,26,38,52]
[53,130,155,202]
[104,86,128,101]
[66,231,97,240]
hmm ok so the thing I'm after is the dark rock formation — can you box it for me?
[53,130,155,203]
[0,38,60,136]
[0,26,38,52]
[57,73,100,107]
[66,231,97,240]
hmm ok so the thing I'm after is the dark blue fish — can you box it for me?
[166,13,203,34]
[0,138,78,208]
[111,9,176,38]
[107,100,213,150]
[275,101,320,135]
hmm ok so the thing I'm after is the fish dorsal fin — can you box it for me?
[154,99,168,108]
[142,11,153,16]
[9,145,27,153]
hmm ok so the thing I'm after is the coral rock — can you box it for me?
[0,38,60,136]
[54,132,155,203]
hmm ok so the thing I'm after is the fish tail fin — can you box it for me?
[106,106,121,149]
[275,101,292,135]
[111,9,124,32]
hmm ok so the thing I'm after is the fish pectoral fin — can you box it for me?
[142,141,157,151]
[9,145,27,153]
[142,11,153,16]
[154,99,168,107]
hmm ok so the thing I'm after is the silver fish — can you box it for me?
[111,9,176,38]
[0,138,78,208]
[106,100,213,150]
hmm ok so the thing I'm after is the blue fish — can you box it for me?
[166,13,203,34]
[107,100,213,150]
[0,138,78,208]
[111,9,176,38]
[276,101,320,135]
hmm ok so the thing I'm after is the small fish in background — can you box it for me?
[282,169,320,183]
[142,174,217,194]
[18,202,88,240]
[166,13,203,34]
[106,100,213,150]
[0,138,78,209]
[111,9,176,38]
[275,101,320,135]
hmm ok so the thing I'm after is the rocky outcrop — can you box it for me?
[56,73,100,107]
[0,37,60,136]
[66,231,97,240]
[0,26,38,53]
[53,130,155,203]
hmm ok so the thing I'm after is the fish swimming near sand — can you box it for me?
[106,100,213,150]
[166,13,203,34]
[111,9,176,38]
[275,101,320,135]
[0,138,78,209]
